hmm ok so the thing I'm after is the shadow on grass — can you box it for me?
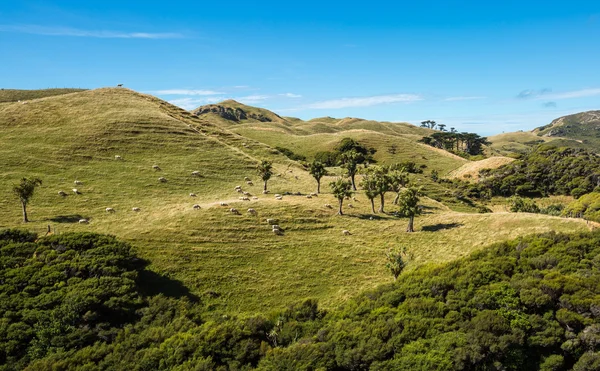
[347,213,389,221]
[48,214,88,223]
[421,222,463,232]
[137,270,200,303]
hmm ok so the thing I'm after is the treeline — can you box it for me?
[451,145,600,199]
[3,230,600,370]
[419,131,490,156]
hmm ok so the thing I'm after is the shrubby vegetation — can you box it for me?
[564,192,600,222]
[420,131,490,156]
[274,146,306,162]
[3,229,599,370]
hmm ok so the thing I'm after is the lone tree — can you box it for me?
[340,150,360,190]
[398,187,421,232]
[12,177,42,222]
[360,172,379,214]
[257,160,273,192]
[330,178,353,215]
[308,160,328,194]
[385,247,412,280]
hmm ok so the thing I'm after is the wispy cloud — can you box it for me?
[0,24,183,39]
[444,96,486,101]
[279,93,302,98]
[539,88,600,100]
[149,89,224,96]
[307,94,422,109]
[543,101,557,108]
[516,88,552,99]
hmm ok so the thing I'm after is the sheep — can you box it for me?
[266,218,278,225]
[58,191,67,197]
[247,208,257,216]
[115,155,122,160]
[132,207,141,212]
[246,181,254,185]
[117,84,123,87]
[152,165,161,171]
[236,189,244,193]
[310,193,318,197]
[274,194,282,198]
[234,185,242,190]
[158,177,167,183]
[271,225,280,230]
[220,202,229,206]
[244,177,250,181]
[106,207,115,213]
[74,180,83,185]
[342,230,351,236]
[239,197,250,201]
[272,229,283,235]
[190,193,197,197]
[72,189,80,194]
[191,171,200,176]
[324,204,333,209]
[262,190,270,194]
[275,196,283,200]
[193,204,201,210]
[78,219,89,224]
[230,208,240,215]
[306,195,312,199]
[243,191,251,196]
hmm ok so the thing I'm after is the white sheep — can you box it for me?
[342,230,351,235]
[74,180,83,185]
[192,171,200,176]
[220,202,229,206]
[132,207,141,212]
[247,208,257,216]
[78,219,89,224]
[274,194,282,198]
[190,193,197,197]
[230,208,240,215]
[275,196,283,200]
[246,181,254,185]
[193,204,201,210]
[271,225,280,230]
[158,177,167,183]
[235,185,242,190]
[262,190,270,194]
[266,218,278,225]
[58,191,67,196]
[324,204,333,209]
[152,165,161,171]
[106,207,115,213]
[244,177,250,181]
[115,155,122,160]
[239,197,250,201]
[306,195,312,199]
[243,191,251,196]
[236,189,244,193]
[72,189,80,194]
[273,229,283,235]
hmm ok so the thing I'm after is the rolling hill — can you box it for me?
[0,88,593,315]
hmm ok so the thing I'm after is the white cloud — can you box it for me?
[539,88,600,100]
[236,95,269,104]
[307,94,422,109]
[149,89,225,96]
[0,24,183,39]
[279,93,302,98]
[444,96,486,101]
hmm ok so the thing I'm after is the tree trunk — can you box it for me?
[21,201,28,223]
[379,193,385,213]
[338,199,344,215]
[350,174,357,191]
[263,180,268,192]
[317,179,321,194]
[370,198,376,213]
[406,216,414,232]
[393,193,400,205]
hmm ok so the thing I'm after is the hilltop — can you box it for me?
[0,88,592,316]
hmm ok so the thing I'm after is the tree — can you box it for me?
[360,173,379,213]
[369,166,390,213]
[308,161,328,194]
[340,150,360,190]
[257,160,273,192]
[388,167,409,205]
[398,187,421,232]
[329,178,353,215]
[385,247,411,280]
[12,177,42,222]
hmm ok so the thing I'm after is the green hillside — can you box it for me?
[0,88,87,103]
[0,89,592,315]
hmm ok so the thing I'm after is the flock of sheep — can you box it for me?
[58,155,351,235]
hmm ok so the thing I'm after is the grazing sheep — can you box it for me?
[266,218,278,225]
[132,207,141,212]
[152,165,161,171]
[158,177,167,183]
[58,191,67,197]
[306,195,312,199]
[274,194,282,198]
[190,193,197,197]
[74,180,83,185]
[243,191,251,196]
[273,229,283,235]
[342,230,351,235]
[244,177,250,181]
[262,190,270,194]
[247,181,254,185]
[117,84,123,87]
[115,155,122,160]
[72,189,80,194]
[78,219,89,224]
[220,202,229,206]
[193,204,201,210]
[191,171,201,176]
[247,208,257,216]
[275,196,283,200]
[106,207,115,213]
[236,189,244,193]
[235,185,242,190]
[324,204,333,209]
[271,225,280,230]
[241,197,250,201]
[230,208,240,215]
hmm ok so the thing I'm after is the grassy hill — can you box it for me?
[0,89,593,315]
[0,88,87,103]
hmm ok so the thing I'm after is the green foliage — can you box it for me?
[509,196,541,213]
[257,160,273,191]
[313,151,338,166]
[12,177,42,222]
[329,178,353,215]
[420,131,490,156]
[275,146,306,162]
[308,161,328,193]
[397,187,422,232]
[385,247,411,280]
[564,191,600,222]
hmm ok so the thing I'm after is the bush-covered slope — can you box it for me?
[5,230,600,370]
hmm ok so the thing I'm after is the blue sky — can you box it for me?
[1,1,599,135]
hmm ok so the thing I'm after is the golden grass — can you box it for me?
[448,156,515,181]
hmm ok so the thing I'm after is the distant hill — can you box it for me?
[191,99,287,125]
[0,88,87,103]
